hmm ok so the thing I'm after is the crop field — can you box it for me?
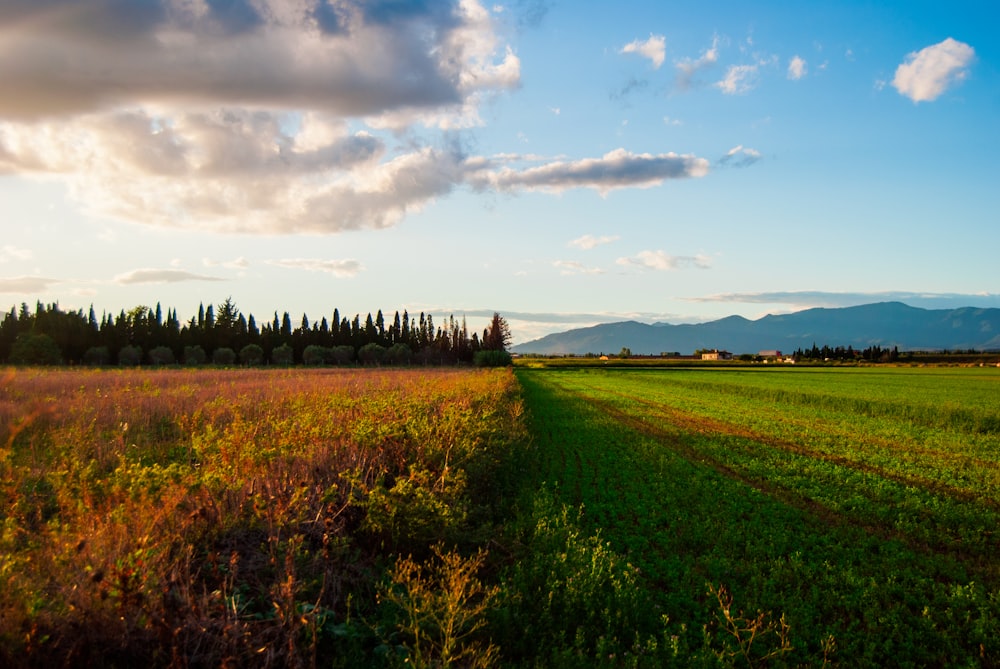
[514,365,1000,666]
[0,367,528,668]
[2,364,998,667]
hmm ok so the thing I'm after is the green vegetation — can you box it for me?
[2,364,998,666]
[512,366,1000,665]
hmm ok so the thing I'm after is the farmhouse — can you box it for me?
[701,350,732,361]
[758,350,782,358]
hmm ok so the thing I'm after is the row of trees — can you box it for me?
[792,343,903,362]
[1,299,513,367]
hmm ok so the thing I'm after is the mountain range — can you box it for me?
[511,302,1000,356]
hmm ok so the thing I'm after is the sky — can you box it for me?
[1,0,997,344]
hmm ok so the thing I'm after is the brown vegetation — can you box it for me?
[0,367,525,668]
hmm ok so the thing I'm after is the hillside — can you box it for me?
[511,302,1000,356]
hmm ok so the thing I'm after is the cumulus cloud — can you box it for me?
[788,55,807,80]
[266,258,364,278]
[675,36,719,90]
[114,269,224,284]
[478,149,709,194]
[616,251,710,271]
[569,234,620,250]
[0,0,522,234]
[621,34,666,69]
[0,0,518,121]
[892,38,975,102]
[718,145,761,168]
[0,111,466,233]
[0,1,720,237]
[0,276,61,293]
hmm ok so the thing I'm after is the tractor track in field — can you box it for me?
[582,382,999,512]
[552,381,1000,581]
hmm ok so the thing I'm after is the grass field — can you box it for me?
[2,365,998,667]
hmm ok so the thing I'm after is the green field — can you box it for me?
[513,365,1000,666]
[2,365,998,666]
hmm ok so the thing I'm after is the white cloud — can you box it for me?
[114,269,224,284]
[204,256,250,270]
[0,275,61,293]
[621,34,666,69]
[788,55,807,80]
[1,245,33,262]
[616,251,711,271]
[663,117,683,126]
[553,260,604,275]
[266,258,364,278]
[716,64,760,95]
[718,145,761,168]
[569,234,620,250]
[892,38,975,102]
[675,36,719,90]
[478,148,709,195]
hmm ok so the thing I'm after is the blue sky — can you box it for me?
[1,1,996,343]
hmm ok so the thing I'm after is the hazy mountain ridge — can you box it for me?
[511,302,1000,355]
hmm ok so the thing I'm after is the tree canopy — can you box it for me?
[0,299,508,367]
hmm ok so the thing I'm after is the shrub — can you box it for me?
[386,343,412,365]
[381,545,499,669]
[331,345,355,365]
[83,346,112,366]
[9,333,62,365]
[271,343,294,366]
[183,345,206,365]
[148,345,176,366]
[302,344,330,366]
[238,344,264,366]
[473,350,512,368]
[118,345,143,366]
[212,347,236,366]
[358,342,386,366]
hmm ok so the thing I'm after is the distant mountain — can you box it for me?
[511,302,1000,356]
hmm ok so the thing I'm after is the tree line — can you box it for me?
[1,299,513,367]
[792,343,902,362]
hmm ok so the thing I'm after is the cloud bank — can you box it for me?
[688,290,1000,310]
[0,1,718,235]
[892,38,975,102]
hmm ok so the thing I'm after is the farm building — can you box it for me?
[701,350,732,361]
[759,350,782,358]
